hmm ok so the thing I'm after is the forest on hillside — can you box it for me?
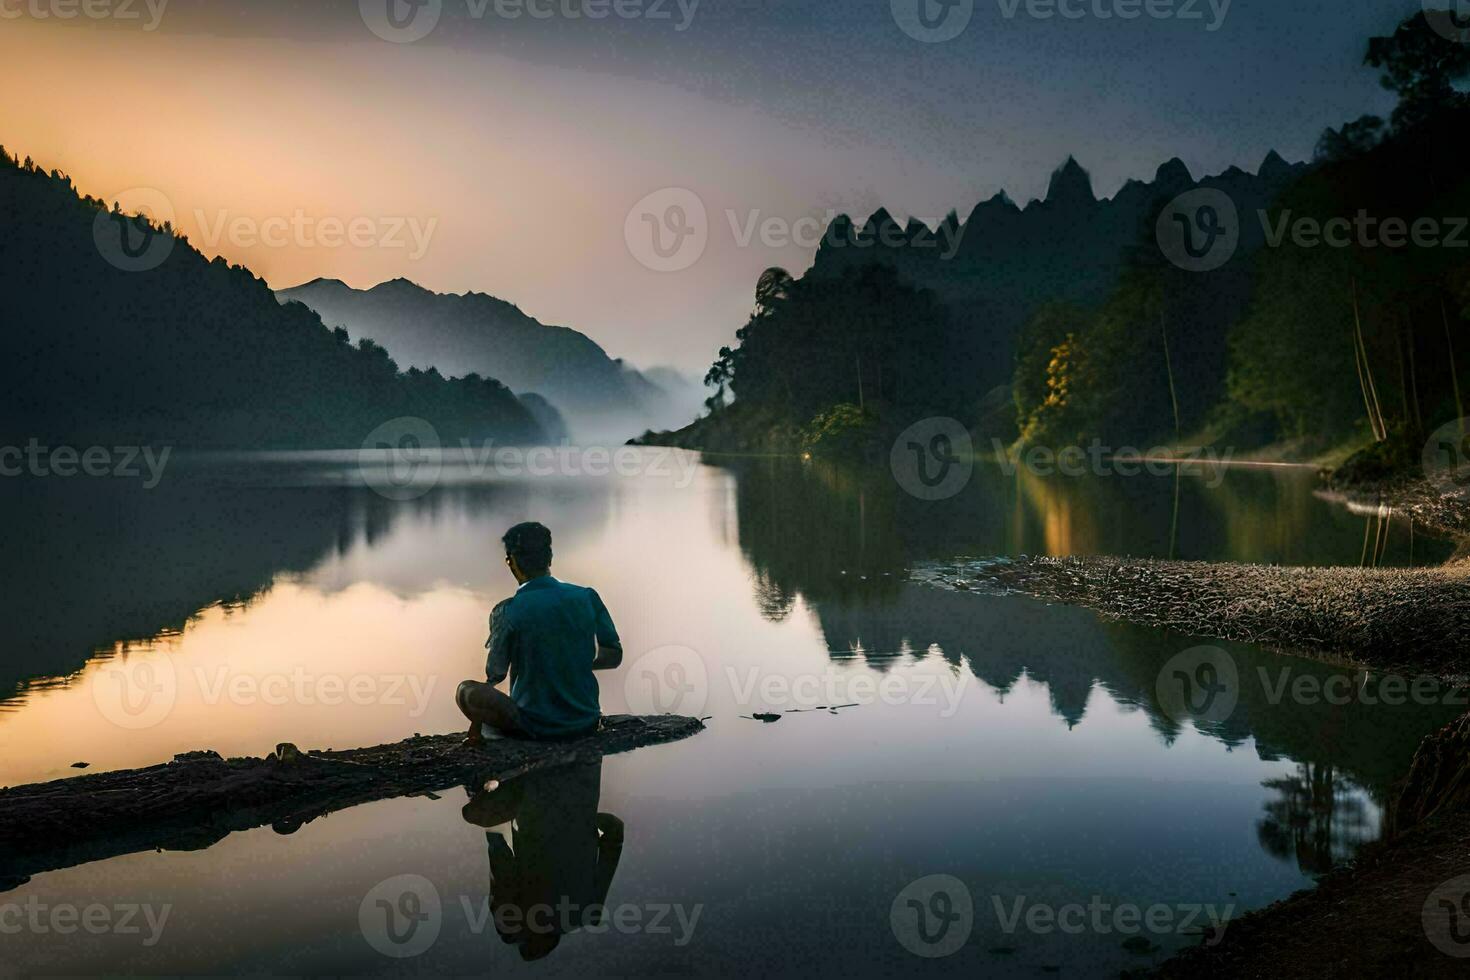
[661,12,1470,474]
[0,153,546,450]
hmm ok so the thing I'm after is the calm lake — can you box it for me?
[0,449,1459,976]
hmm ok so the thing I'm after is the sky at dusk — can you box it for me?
[0,0,1429,373]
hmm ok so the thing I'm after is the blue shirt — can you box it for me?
[485,576,620,739]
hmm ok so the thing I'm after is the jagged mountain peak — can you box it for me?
[965,190,1019,221]
[863,207,900,231]
[1154,157,1193,187]
[290,276,348,292]
[371,277,434,297]
[1045,156,1095,206]
[1258,149,1291,181]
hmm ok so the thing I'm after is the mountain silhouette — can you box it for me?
[277,278,700,443]
[808,152,1308,395]
[0,149,546,449]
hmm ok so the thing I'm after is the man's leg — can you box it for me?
[457,680,524,743]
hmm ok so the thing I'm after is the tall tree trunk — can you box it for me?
[1406,314,1423,435]
[1351,322,1377,440]
[1352,278,1387,441]
[1444,298,1465,434]
[1397,318,1410,427]
[1160,309,1181,443]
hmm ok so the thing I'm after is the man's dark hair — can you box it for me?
[503,521,553,575]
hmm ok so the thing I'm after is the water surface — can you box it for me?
[0,452,1456,976]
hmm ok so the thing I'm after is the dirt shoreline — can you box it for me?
[915,478,1470,680]
[914,554,1470,680]
[912,477,1470,976]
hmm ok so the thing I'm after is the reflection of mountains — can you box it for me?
[726,458,1463,806]
[0,466,616,702]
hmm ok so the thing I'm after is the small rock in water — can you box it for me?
[750,713,782,723]
[70,762,89,769]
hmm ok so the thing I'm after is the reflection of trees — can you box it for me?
[730,457,907,613]
[1256,763,1376,875]
[724,455,1450,616]
[1,467,590,702]
[721,456,1463,824]
[722,452,1464,796]
[0,476,360,700]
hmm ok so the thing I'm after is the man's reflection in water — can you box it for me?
[461,760,623,961]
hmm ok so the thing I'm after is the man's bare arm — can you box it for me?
[589,590,621,671]
[591,643,622,671]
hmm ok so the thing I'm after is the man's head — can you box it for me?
[502,521,553,583]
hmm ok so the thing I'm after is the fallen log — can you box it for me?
[0,713,704,891]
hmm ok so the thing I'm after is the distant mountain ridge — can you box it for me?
[809,150,1309,393]
[277,278,700,443]
[0,148,545,449]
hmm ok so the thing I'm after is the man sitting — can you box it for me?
[456,522,623,744]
